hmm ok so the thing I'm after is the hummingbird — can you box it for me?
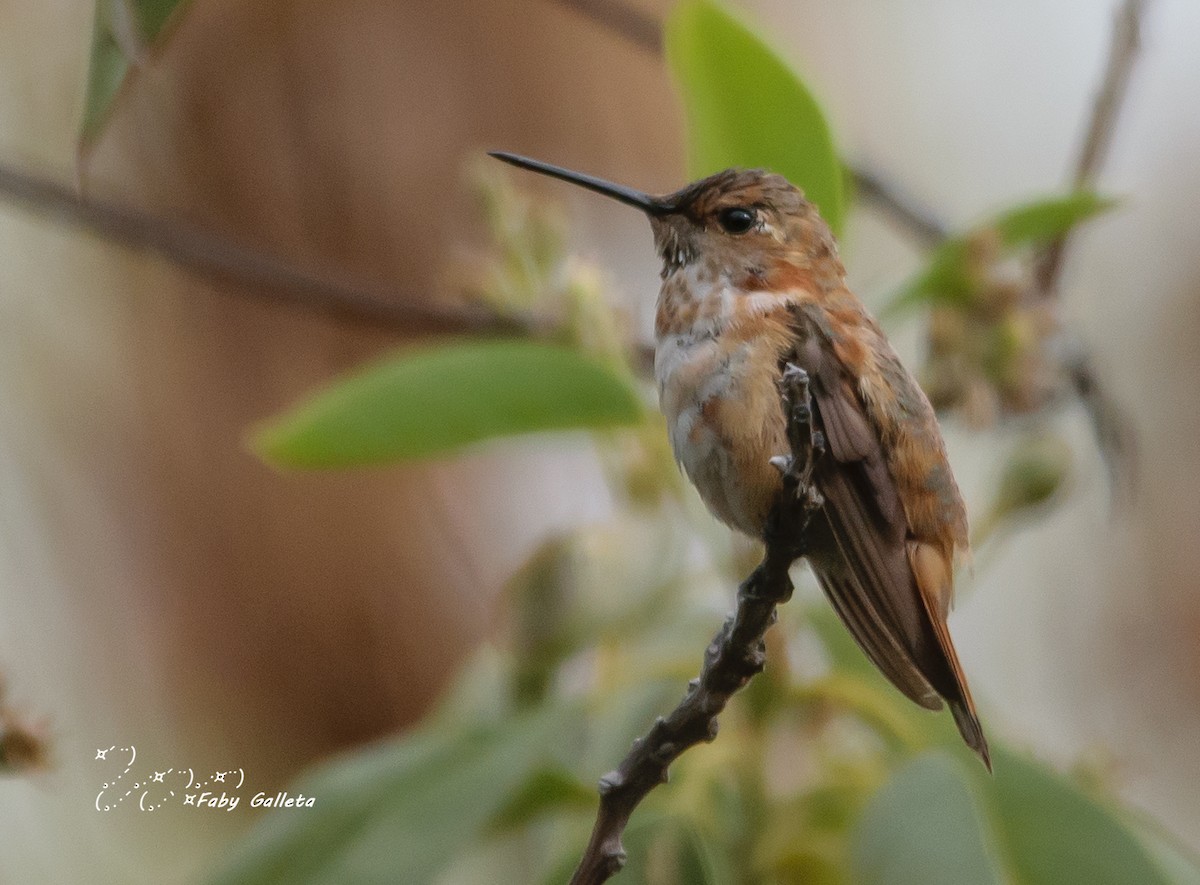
[490,151,989,769]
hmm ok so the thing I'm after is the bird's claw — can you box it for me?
[781,364,809,385]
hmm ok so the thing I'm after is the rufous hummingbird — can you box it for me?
[490,151,989,768]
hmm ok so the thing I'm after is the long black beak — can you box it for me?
[489,151,673,215]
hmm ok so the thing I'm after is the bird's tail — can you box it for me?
[950,700,991,772]
[909,541,992,772]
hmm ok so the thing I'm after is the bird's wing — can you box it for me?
[804,517,943,710]
[787,312,966,716]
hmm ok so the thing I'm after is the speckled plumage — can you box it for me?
[490,153,989,768]
[649,169,987,767]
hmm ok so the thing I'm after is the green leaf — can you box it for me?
[665,0,845,237]
[676,819,738,885]
[888,191,1116,313]
[804,605,987,757]
[207,706,569,885]
[973,433,1073,546]
[854,743,1175,885]
[489,765,596,832]
[251,340,643,468]
[621,812,735,885]
[1127,814,1200,885]
[538,850,588,885]
[81,14,126,145]
[81,0,190,144]
[888,240,976,314]
[991,192,1117,247]
[982,745,1171,885]
[806,604,879,682]
[851,751,1005,885]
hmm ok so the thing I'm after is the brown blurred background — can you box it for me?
[0,1,1197,881]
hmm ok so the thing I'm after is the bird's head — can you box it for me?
[489,152,836,282]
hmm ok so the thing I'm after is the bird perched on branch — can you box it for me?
[491,152,989,769]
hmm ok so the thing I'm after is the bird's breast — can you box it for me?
[654,285,798,538]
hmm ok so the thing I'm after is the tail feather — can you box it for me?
[909,541,991,771]
[950,700,991,772]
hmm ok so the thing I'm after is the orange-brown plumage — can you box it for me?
[491,152,989,768]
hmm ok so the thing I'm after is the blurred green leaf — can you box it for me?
[251,340,643,468]
[583,678,684,778]
[852,751,1004,885]
[991,192,1117,247]
[974,433,1072,546]
[806,605,880,682]
[665,0,845,236]
[617,808,670,883]
[1127,814,1200,885]
[888,191,1116,313]
[539,850,587,885]
[489,765,596,832]
[677,819,738,885]
[804,605,938,747]
[888,239,977,314]
[81,0,189,144]
[982,745,1171,885]
[208,706,569,885]
[755,789,859,884]
[819,604,1178,885]
[81,15,126,145]
[507,518,694,706]
[622,812,735,885]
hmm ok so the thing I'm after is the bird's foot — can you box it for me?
[777,362,825,494]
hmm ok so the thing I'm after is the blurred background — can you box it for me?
[0,0,1197,882]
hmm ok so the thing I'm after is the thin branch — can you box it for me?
[1,0,1142,499]
[1072,0,1147,187]
[848,168,948,247]
[2,0,947,339]
[1035,0,1147,294]
[0,162,532,337]
[569,364,825,885]
[1063,344,1137,497]
[1032,0,1148,485]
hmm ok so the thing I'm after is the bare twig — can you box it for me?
[848,168,948,248]
[1063,343,1137,495]
[0,162,532,337]
[569,364,824,885]
[3,0,954,340]
[1033,0,1148,487]
[1035,0,1147,294]
[0,0,1142,500]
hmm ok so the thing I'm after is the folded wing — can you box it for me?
[789,319,989,767]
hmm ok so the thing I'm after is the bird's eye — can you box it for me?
[717,207,756,234]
